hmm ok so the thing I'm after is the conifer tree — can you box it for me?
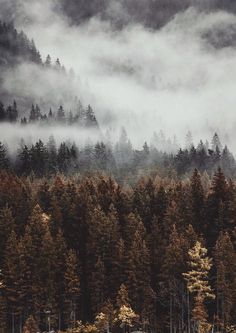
[0,142,9,169]
[89,256,105,317]
[57,105,65,122]
[0,102,6,121]
[214,232,236,329]
[95,300,114,333]
[45,54,52,67]
[183,241,215,333]
[64,249,80,328]
[116,284,130,308]
[115,283,138,333]
[160,224,187,333]
[22,315,39,333]
[190,169,204,233]
[0,206,15,263]
[0,268,6,332]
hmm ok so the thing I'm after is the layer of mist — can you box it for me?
[0,0,236,149]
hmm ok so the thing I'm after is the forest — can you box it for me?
[0,4,235,333]
[0,166,235,333]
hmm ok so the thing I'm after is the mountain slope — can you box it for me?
[0,21,42,67]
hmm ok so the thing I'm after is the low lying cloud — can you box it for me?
[1,0,236,149]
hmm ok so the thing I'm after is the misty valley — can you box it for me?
[0,2,236,333]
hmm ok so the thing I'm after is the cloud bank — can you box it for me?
[1,0,236,149]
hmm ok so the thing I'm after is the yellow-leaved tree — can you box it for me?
[114,284,139,333]
[183,241,215,333]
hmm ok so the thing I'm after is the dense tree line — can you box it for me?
[0,131,235,181]
[0,21,41,66]
[0,168,235,333]
[0,100,98,128]
[0,21,66,71]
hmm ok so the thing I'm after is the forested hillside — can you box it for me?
[0,168,235,333]
[0,2,235,333]
[0,21,41,66]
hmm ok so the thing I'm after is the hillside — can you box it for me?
[0,21,42,66]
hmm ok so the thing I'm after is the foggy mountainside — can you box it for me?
[0,1,236,333]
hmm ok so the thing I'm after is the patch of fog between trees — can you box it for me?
[0,123,104,153]
[2,1,236,149]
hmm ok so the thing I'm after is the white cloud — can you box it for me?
[2,1,236,148]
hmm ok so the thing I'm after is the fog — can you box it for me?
[1,0,236,149]
[0,123,102,153]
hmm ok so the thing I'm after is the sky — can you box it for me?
[1,0,236,149]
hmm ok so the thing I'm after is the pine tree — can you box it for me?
[0,267,6,332]
[116,284,130,308]
[89,256,105,317]
[190,169,204,233]
[57,105,65,122]
[0,142,9,169]
[47,135,58,174]
[115,283,138,331]
[183,241,215,333]
[3,231,25,317]
[125,224,154,322]
[95,300,114,333]
[64,249,80,328]
[214,232,236,329]
[17,145,31,175]
[45,54,52,67]
[185,131,193,149]
[211,133,222,152]
[22,315,39,333]
[85,105,98,128]
[29,104,37,122]
[115,304,138,333]
[206,168,229,245]
[55,58,61,69]
[0,206,15,264]
[23,205,51,315]
[0,102,6,121]
[160,224,187,333]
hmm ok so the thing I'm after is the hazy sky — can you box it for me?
[1,0,236,148]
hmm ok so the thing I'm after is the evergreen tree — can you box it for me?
[214,232,236,329]
[0,267,6,332]
[0,206,15,264]
[0,142,9,169]
[183,241,215,333]
[57,105,65,122]
[22,315,39,333]
[17,145,31,175]
[190,169,204,233]
[116,284,130,308]
[90,256,105,316]
[64,249,80,328]
[45,54,52,67]
[211,133,222,152]
[0,102,6,121]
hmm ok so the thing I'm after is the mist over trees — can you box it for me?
[0,2,235,333]
[58,0,236,28]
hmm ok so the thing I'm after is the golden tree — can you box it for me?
[183,241,215,333]
[22,315,39,333]
[115,305,139,333]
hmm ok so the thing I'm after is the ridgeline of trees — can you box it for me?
[0,21,41,66]
[0,129,235,181]
[0,100,98,128]
[0,167,235,333]
[0,21,67,71]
